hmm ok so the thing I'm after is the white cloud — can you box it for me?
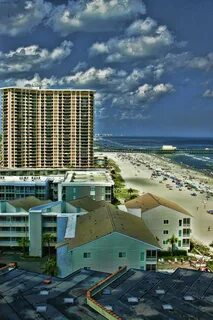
[136,83,174,102]
[47,0,146,35]
[59,67,115,87]
[0,0,52,36]
[89,18,174,62]
[0,41,73,75]
[126,17,157,36]
[203,89,213,98]
[15,73,57,88]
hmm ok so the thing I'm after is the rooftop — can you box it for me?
[63,170,114,185]
[61,203,160,249]
[0,268,107,320]
[9,196,51,211]
[0,86,95,92]
[125,192,192,216]
[0,175,49,184]
[95,268,213,319]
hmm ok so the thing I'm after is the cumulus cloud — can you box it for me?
[47,0,146,35]
[135,83,174,102]
[203,89,213,98]
[15,73,57,88]
[0,0,52,36]
[89,18,174,62]
[0,40,73,75]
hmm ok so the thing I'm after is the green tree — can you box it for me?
[17,237,30,256]
[127,188,134,197]
[167,234,178,255]
[43,233,55,257]
[43,257,58,276]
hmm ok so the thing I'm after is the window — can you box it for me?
[163,240,168,245]
[140,252,144,261]
[183,218,190,226]
[178,240,181,247]
[183,239,190,246]
[146,250,157,259]
[164,220,169,224]
[179,220,182,227]
[83,252,91,258]
[118,252,126,258]
[179,230,182,237]
[146,264,156,271]
[163,230,168,235]
[183,228,190,237]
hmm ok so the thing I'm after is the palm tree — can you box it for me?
[43,233,55,257]
[167,234,178,255]
[128,188,134,197]
[17,237,30,256]
[43,257,58,276]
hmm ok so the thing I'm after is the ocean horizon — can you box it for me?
[95,136,213,174]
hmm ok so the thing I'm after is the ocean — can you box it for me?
[95,136,213,174]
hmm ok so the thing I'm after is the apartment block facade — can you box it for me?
[1,87,94,168]
[0,170,114,202]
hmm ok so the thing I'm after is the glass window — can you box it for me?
[178,240,181,247]
[163,230,168,235]
[179,230,182,237]
[164,220,169,224]
[118,252,126,258]
[146,264,156,271]
[146,250,157,258]
[179,220,182,227]
[83,252,91,258]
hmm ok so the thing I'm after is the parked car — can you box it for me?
[191,193,197,196]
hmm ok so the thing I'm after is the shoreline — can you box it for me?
[96,151,213,246]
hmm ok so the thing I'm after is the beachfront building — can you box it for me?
[0,170,114,203]
[120,193,192,251]
[1,87,94,168]
[0,196,110,256]
[0,196,91,256]
[0,176,50,201]
[57,170,113,202]
[57,203,160,277]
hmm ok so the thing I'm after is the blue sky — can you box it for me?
[0,0,213,137]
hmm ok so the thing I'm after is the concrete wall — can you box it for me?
[141,206,191,250]
[29,211,42,256]
[57,232,158,277]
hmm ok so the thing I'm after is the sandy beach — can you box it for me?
[97,152,213,247]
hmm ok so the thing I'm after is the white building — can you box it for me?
[0,170,114,203]
[120,193,192,251]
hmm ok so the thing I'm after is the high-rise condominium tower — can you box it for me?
[1,87,94,168]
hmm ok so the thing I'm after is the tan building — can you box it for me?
[120,193,192,251]
[1,87,95,168]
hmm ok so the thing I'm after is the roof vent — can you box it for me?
[127,297,139,304]
[103,288,111,295]
[40,290,49,295]
[156,289,165,295]
[64,297,75,304]
[36,305,47,313]
[162,304,173,311]
[184,296,194,301]
[104,305,113,311]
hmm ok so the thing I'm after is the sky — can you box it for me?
[0,0,213,137]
